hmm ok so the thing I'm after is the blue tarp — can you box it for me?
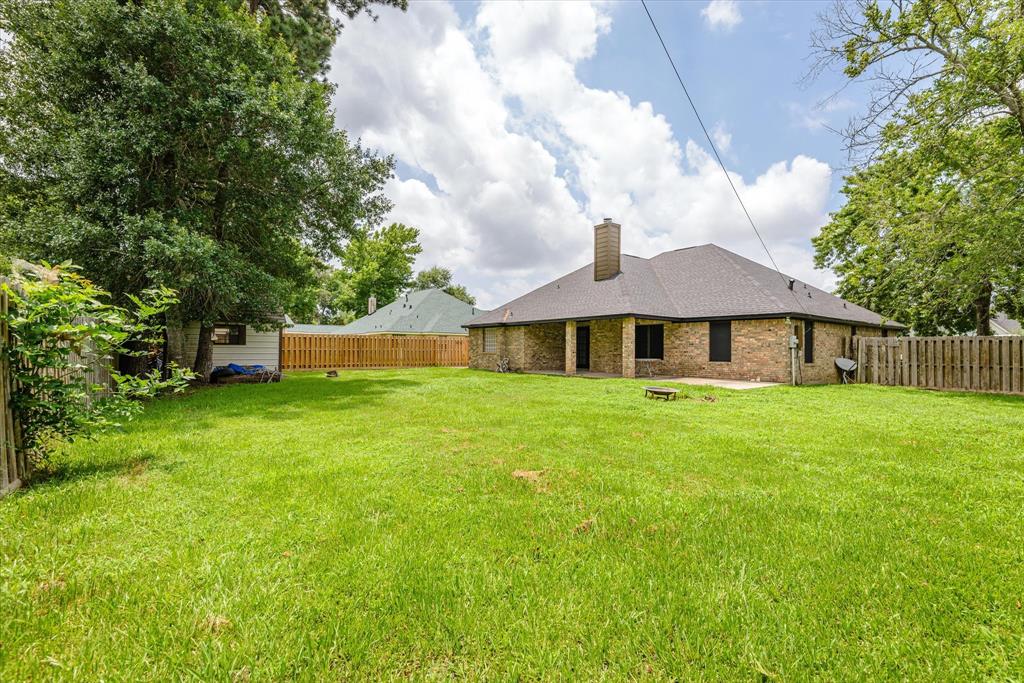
[216,363,266,376]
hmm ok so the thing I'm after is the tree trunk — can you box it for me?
[974,280,993,336]
[165,310,186,372]
[193,324,214,382]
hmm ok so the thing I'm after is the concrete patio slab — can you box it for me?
[662,377,782,390]
[524,369,781,389]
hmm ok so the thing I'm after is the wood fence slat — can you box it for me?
[938,338,945,389]
[981,338,989,391]
[2,280,27,496]
[873,339,879,384]
[857,337,865,383]
[914,339,921,387]
[1013,337,1022,394]
[1000,337,1010,393]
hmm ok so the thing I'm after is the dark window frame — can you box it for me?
[634,324,664,360]
[212,323,246,346]
[804,320,814,363]
[709,320,731,362]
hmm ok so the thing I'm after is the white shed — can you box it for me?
[183,321,282,371]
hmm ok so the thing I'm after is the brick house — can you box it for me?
[465,219,904,384]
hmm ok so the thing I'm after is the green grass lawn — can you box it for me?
[2,369,1023,680]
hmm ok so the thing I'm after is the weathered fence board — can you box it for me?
[282,333,469,371]
[1,281,25,496]
[856,335,1023,395]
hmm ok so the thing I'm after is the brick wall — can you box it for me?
[469,326,525,370]
[584,318,623,374]
[638,318,793,383]
[524,322,564,371]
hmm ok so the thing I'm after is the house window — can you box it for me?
[850,325,857,337]
[709,320,731,362]
[483,328,497,353]
[212,324,246,345]
[635,324,664,360]
[804,320,814,363]
[881,328,889,338]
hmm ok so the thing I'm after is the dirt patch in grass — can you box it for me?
[512,469,542,482]
[201,615,232,634]
[512,469,549,493]
[573,518,595,534]
[36,577,67,594]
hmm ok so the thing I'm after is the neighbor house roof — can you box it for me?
[465,244,904,330]
[992,315,1021,335]
[299,288,488,335]
[288,323,350,334]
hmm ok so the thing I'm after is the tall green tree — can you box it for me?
[338,222,421,314]
[0,0,393,378]
[241,0,407,79]
[411,266,477,305]
[811,0,1024,334]
[290,222,421,324]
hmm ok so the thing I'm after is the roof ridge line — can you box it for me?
[717,248,790,312]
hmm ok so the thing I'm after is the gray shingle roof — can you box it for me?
[465,244,904,329]
[992,315,1021,335]
[288,323,350,334]
[304,288,488,335]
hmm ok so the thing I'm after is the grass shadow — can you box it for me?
[27,449,159,489]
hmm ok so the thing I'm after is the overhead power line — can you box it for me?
[639,0,808,315]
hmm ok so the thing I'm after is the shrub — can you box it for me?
[1,261,192,471]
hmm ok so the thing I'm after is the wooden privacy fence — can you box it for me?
[1,282,26,497]
[282,333,469,371]
[856,336,1024,394]
[39,321,113,408]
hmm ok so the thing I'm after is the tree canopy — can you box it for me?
[241,0,407,79]
[290,222,422,324]
[0,0,394,376]
[811,0,1024,334]
[411,266,477,305]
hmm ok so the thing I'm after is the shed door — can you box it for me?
[576,325,590,370]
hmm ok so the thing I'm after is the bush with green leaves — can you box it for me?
[1,262,192,468]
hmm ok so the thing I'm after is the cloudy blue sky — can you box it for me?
[328,0,866,309]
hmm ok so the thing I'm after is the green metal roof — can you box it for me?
[329,289,487,335]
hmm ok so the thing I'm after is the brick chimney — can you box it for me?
[368,295,377,315]
[593,218,621,281]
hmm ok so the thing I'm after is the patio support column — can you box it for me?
[565,320,576,375]
[621,317,635,378]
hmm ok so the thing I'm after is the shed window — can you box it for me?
[212,324,246,345]
[709,321,731,362]
[804,320,814,363]
[635,324,664,360]
[881,328,889,338]
[850,325,857,337]
[483,328,497,353]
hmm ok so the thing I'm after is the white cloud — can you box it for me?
[788,97,855,132]
[701,0,743,32]
[329,1,833,308]
[710,121,732,153]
